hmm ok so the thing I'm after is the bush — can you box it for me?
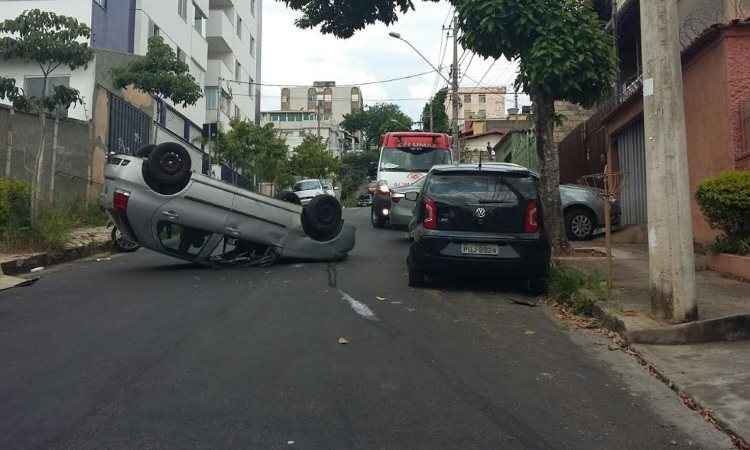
[0,178,32,248]
[35,208,78,251]
[696,171,750,237]
[548,265,606,316]
[710,235,750,256]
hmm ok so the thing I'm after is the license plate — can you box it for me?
[461,243,500,256]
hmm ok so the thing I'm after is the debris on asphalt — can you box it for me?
[390,301,402,305]
[407,308,417,312]
[96,257,112,262]
[287,440,295,445]
[376,296,387,301]
[511,296,539,307]
[30,267,45,273]
[524,330,536,335]
[338,337,350,345]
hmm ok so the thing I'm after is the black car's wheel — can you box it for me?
[302,195,343,242]
[565,207,596,241]
[135,144,157,158]
[279,191,301,205]
[371,206,386,228]
[111,227,140,253]
[524,277,548,296]
[146,142,192,187]
[408,267,426,287]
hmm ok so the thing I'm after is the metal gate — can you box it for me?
[108,92,151,155]
[616,120,648,225]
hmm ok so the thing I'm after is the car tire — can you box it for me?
[111,227,139,253]
[524,277,547,296]
[565,207,596,241]
[135,144,157,158]
[302,195,343,242]
[146,142,192,188]
[408,267,426,287]
[371,207,386,228]
[279,191,301,205]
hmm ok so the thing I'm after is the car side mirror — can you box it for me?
[405,192,419,202]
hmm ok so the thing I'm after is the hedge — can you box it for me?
[0,178,31,233]
[695,171,750,237]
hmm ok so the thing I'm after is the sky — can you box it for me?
[259,1,531,123]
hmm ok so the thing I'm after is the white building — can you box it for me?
[446,86,507,123]
[282,82,363,125]
[0,0,262,131]
[260,111,353,157]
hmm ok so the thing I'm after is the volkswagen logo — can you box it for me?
[474,207,487,219]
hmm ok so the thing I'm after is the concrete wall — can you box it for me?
[0,106,94,205]
[553,102,594,147]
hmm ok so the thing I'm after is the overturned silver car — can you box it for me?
[101,143,355,266]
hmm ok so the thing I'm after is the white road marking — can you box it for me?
[339,290,379,321]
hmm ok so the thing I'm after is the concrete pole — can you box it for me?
[451,14,460,163]
[640,0,698,322]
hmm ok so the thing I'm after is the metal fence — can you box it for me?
[616,120,647,226]
[108,92,151,156]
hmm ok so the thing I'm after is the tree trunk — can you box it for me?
[5,106,14,178]
[31,111,47,227]
[532,92,570,256]
[49,113,60,204]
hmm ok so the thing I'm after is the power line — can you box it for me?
[476,59,499,87]
[220,71,435,88]
[459,53,476,85]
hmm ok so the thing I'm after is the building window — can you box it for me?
[250,35,255,56]
[194,4,206,35]
[205,87,218,110]
[150,23,160,38]
[463,108,472,119]
[236,15,242,38]
[24,76,71,117]
[479,94,486,103]
[235,61,241,81]
[464,94,472,103]
[477,109,486,118]
[251,0,256,16]
[93,0,107,9]
[307,88,317,110]
[178,0,188,20]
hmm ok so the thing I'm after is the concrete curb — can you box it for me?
[592,300,750,345]
[0,241,113,276]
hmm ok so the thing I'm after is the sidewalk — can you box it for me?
[0,226,112,276]
[558,241,750,447]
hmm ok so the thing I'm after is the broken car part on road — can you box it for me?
[101,143,355,267]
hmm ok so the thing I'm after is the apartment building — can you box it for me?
[260,110,353,157]
[282,82,363,125]
[0,0,262,131]
[445,86,507,123]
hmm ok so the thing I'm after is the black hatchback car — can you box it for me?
[406,163,551,292]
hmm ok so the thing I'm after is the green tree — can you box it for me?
[289,136,341,180]
[280,0,616,254]
[0,9,93,225]
[341,103,413,150]
[112,35,203,143]
[214,120,290,189]
[420,88,449,133]
[340,150,380,202]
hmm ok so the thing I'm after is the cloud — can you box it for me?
[260,2,529,120]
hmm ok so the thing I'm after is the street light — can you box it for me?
[388,31,450,84]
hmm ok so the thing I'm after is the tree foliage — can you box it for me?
[420,88,449,133]
[289,136,341,180]
[112,35,203,107]
[0,9,92,114]
[214,120,291,186]
[341,103,413,150]
[340,150,379,201]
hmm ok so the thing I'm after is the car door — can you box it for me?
[151,180,231,260]
[224,190,295,248]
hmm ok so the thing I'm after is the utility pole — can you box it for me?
[429,103,434,132]
[640,0,697,322]
[450,14,460,163]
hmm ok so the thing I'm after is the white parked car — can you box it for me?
[293,179,327,205]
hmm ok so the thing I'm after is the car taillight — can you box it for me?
[113,190,130,213]
[423,196,437,230]
[524,200,539,233]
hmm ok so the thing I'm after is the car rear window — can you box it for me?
[426,172,537,203]
[294,180,321,192]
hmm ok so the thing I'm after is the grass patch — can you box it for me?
[548,264,607,316]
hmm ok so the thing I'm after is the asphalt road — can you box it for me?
[0,208,732,450]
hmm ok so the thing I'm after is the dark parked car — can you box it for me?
[407,163,551,293]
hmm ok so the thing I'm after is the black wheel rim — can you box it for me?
[159,151,184,175]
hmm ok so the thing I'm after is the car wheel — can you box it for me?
[111,227,139,253]
[408,267,426,287]
[279,191,301,205]
[135,144,157,158]
[371,207,386,228]
[146,142,192,188]
[524,277,547,296]
[302,195,343,242]
[566,207,596,241]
